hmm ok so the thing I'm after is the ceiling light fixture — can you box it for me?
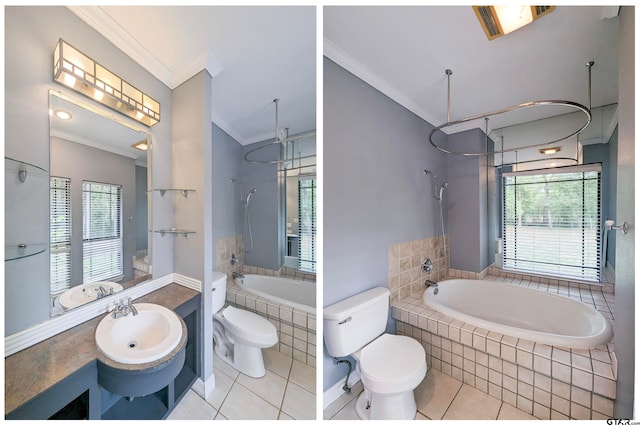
[539,146,562,155]
[54,110,72,120]
[131,140,148,151]
[53,38,160,126]
[473,6,555,40]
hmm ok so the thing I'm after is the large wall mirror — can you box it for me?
[49,91,152,316]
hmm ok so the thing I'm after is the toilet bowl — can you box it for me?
[324,287,427,420]
[211,272,278,378]
[353,333,427,420]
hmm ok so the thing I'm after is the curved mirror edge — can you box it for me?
[48,90,153,317]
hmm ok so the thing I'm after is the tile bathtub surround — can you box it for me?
[388,235,449,305]
[226,282,316,367]
[392,277,617,420]
[215,234,244,277]
[242,264,316,283]
[487,265,615,294]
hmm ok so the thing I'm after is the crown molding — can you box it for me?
[67,6,174,88]
[51,129,140,159]
[211,110,247,145]
[174,49,224,88]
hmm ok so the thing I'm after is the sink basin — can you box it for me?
[59,281,123,310]
[95,303,183,364]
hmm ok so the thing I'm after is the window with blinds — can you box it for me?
[502,164,601,282]
[298,177,316,273]
[50,177,72,294]
[82,181,123,283]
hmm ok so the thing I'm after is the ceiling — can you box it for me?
[70,6,316,145]
[324,6,619,137]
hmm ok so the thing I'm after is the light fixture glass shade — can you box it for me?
[494,5,534,34]
[53,39,160,127]
[539,146,562,155]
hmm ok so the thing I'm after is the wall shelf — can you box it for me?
[153,229,196,237]
[5,243,48,262]
[149,189,195,198]
[5,157,48,182]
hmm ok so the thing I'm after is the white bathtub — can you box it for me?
[423,279,612,349]
[235,274,315,314]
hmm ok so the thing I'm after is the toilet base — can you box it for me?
[355,388,417,420]
[213,338,267,378]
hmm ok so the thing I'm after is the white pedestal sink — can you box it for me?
[95,303,183,365]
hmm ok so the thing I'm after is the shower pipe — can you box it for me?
[243,188,258,253]
[429,62,594,156]
[424,170,448,262]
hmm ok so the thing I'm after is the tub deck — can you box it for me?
[392,276,617,420]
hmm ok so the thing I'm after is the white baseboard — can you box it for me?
[322,370,361,410]
[192,374,216,399]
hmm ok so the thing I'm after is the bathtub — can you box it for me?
[423,279,611,349]
[234,274,315,314]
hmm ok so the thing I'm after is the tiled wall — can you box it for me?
[388,235,449,305]
[392,277,617,420]
[226,282,316,367]
[216,234,316,366]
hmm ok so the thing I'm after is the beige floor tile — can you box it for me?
[415,368,462,420]
[415,411,428,419]
[281,381,316,420]
[278,411,294,420]
[442,384,502,420]
[237,369,287,407]
[214,412,228,420]
[167,390,217,420]
[206,369,235,410]
[330,394,360,420]
[264,347,293,379]
[323,381,363,419]
[213,352,240,380]
[498,403,539,420]
[219,382,280,420]
[289,359,316,394]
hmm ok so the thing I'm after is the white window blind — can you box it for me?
[83,181,123,283]
[50,177,72,294]
[298,177,316,273]
[502,164,601,282]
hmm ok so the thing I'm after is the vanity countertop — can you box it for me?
[4,283,199,415]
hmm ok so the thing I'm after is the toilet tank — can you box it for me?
[212,271,227,312]
[323,287,389,358]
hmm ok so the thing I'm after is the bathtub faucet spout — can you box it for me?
[425,279,439,295]
[232,271,245,282]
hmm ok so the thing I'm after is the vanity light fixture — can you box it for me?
[539,146,562,155]
[53,38,160,127]
[131,140,148,151]
[473,6,555,40]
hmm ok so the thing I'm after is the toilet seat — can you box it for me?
[221,306,278,347]
[356,333,427,394]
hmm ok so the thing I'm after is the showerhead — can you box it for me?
[438,182,448,200]
[245,188,258,205]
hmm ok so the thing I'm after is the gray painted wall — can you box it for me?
[446,129,492,272]
[323,57,449,391]
[171,71,215,386]
[240,140,283,270]
[211,123,244,267]
[4,6,172,336]
[613,6,634,417]
[50,137,137,284]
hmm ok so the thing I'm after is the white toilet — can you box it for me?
[324,287,427,420]
[211,272,278,378]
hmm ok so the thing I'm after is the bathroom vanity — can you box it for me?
[5,283,201,420]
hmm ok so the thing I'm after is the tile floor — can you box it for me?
[324,368,538,420]
[168,348,316,420]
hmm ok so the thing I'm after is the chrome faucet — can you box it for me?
[111,297,138,318]
[96,285,114,299]
[425,279,439,295]
[232,271,245,281]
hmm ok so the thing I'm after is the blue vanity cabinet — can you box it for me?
[6,362,101,420]
[5,287,201,420]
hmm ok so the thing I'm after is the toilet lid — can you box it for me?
[359,334,426,382]
[222,306,276,337]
